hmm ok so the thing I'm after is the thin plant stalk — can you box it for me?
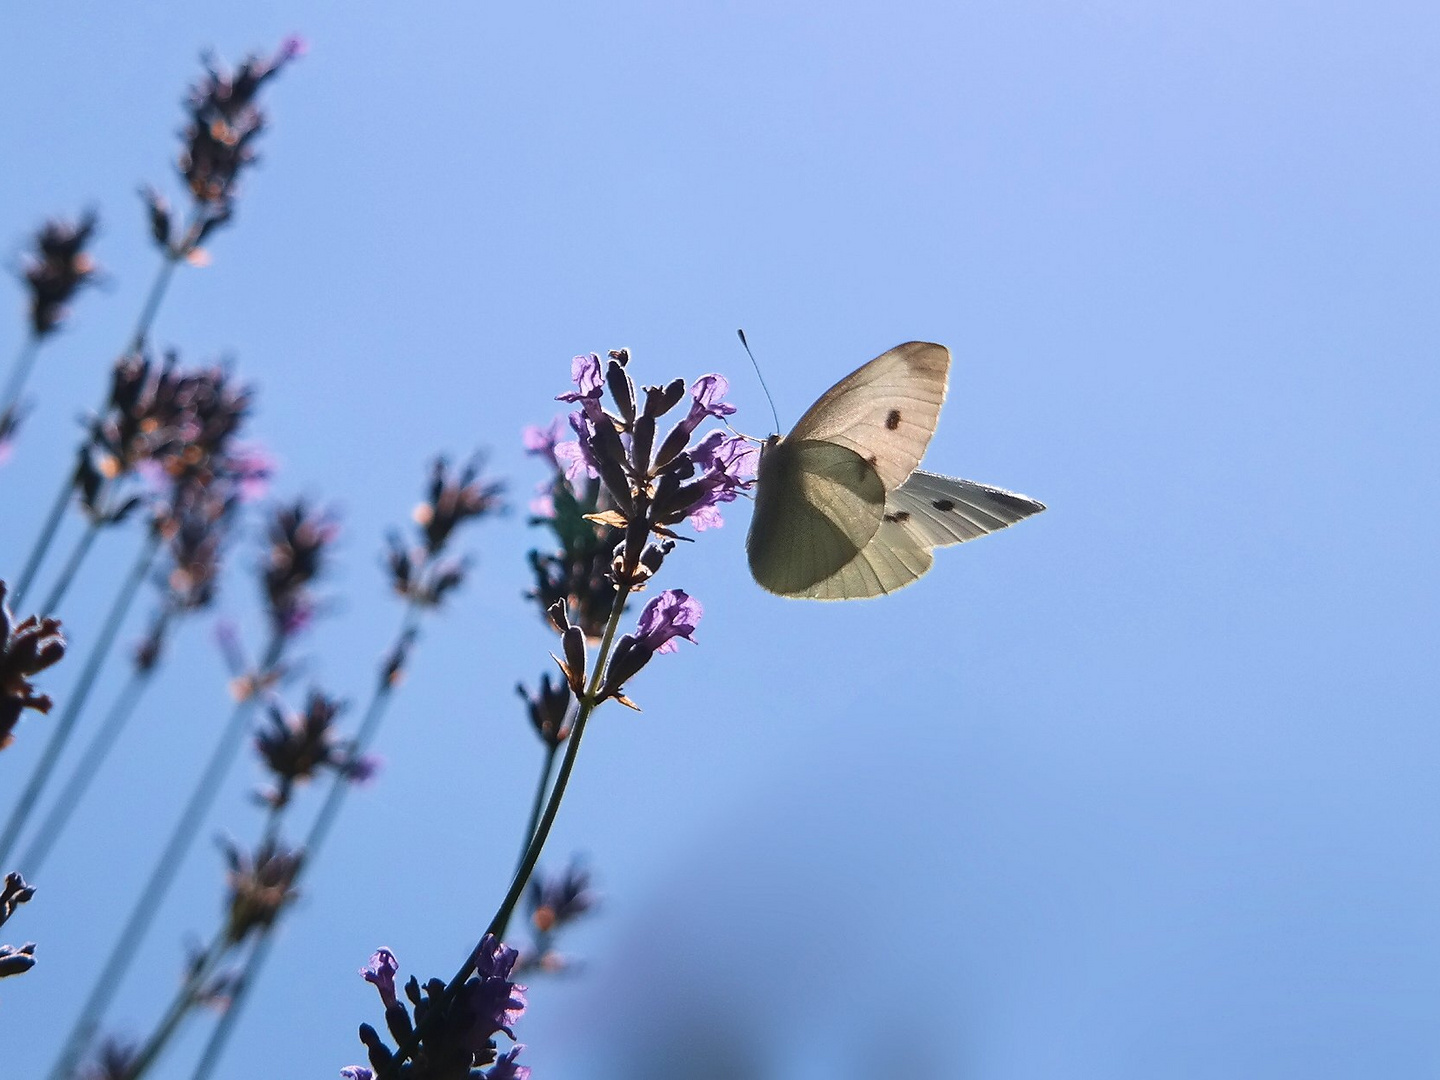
[125,798,286,1080]
[10,454,81,607]
[517,744,559,871]
[188,603,425,1080]
[383,586,631,1078]
[0,335,41,420]
[0,532,160,869]
[35,519,100,617]
[47,630,287,1080]
[128,253,180,354]
[19,658,155,876]
[122,926,228,1080]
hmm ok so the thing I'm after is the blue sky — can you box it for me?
[2,2,1438,1077]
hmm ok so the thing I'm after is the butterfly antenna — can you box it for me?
[737,329,781,434]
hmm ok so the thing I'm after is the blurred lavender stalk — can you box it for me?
[47,499,334,1080]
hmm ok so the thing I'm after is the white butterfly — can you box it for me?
[745,342,1045,599]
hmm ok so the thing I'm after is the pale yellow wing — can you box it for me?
[786,342,950,491]
[745,438,886,597]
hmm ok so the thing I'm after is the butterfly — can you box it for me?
[745,341,1045,599]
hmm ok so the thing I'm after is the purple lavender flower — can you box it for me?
[457,935,527,1045]
[486,1046,531,1080]
[594,589,703,707]
[682,431,758,531]
[555,411,601,485]
[556,352,604,404]
[522,417,566,470]
[635,589,702,654]
[362,948,400,1010]
[653,373,738,467]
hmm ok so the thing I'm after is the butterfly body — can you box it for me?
[745,342,1045,600]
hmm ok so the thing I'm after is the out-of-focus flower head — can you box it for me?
[519,860,597,976]
[386,456,504,609]
[0,583,65,750]
[155,479,238,597]
[253,689,353,808]
[528,860,596,934]
[77,353,257,528]
[262,499,337,639]
[414,455,505,556]
[354,938,527,1079]
[20,211,100,337]
[525,473,624,641]
[221,836,303,945]
[516,672,573,748]
[80,1038,139,1080]
[145,39,302,260]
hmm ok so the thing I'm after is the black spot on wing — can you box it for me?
[932,498,955,512]
[885,409,901,430]
[883,510,911,524]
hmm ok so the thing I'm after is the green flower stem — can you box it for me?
[0,335,41,421]
[20,650,158,876]
[187,601,425,1080]
[126,798,288,1080]
[0,532,160,870]
[47,630,287,1080]
[10,454,80,607]
[382,586,631,1079]
[122,925,228,1080]
[128,249,181,354]
[35,518,100,617]
[518,743,559,872]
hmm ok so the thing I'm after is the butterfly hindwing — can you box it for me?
[786,342,949,491]
[883,471,1047,548]
[746,438,887,597]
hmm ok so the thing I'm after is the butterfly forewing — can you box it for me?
[786,342,950,491]
[746,438,887,596]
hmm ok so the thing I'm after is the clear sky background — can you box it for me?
[2,2,1438,1077]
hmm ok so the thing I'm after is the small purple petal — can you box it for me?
[557,353,604,402]
[522,417,566,466]
[486,1046,531,1080]
[361,948,399,1010]
[636,589,702,655]
[340,1068,374,1080]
